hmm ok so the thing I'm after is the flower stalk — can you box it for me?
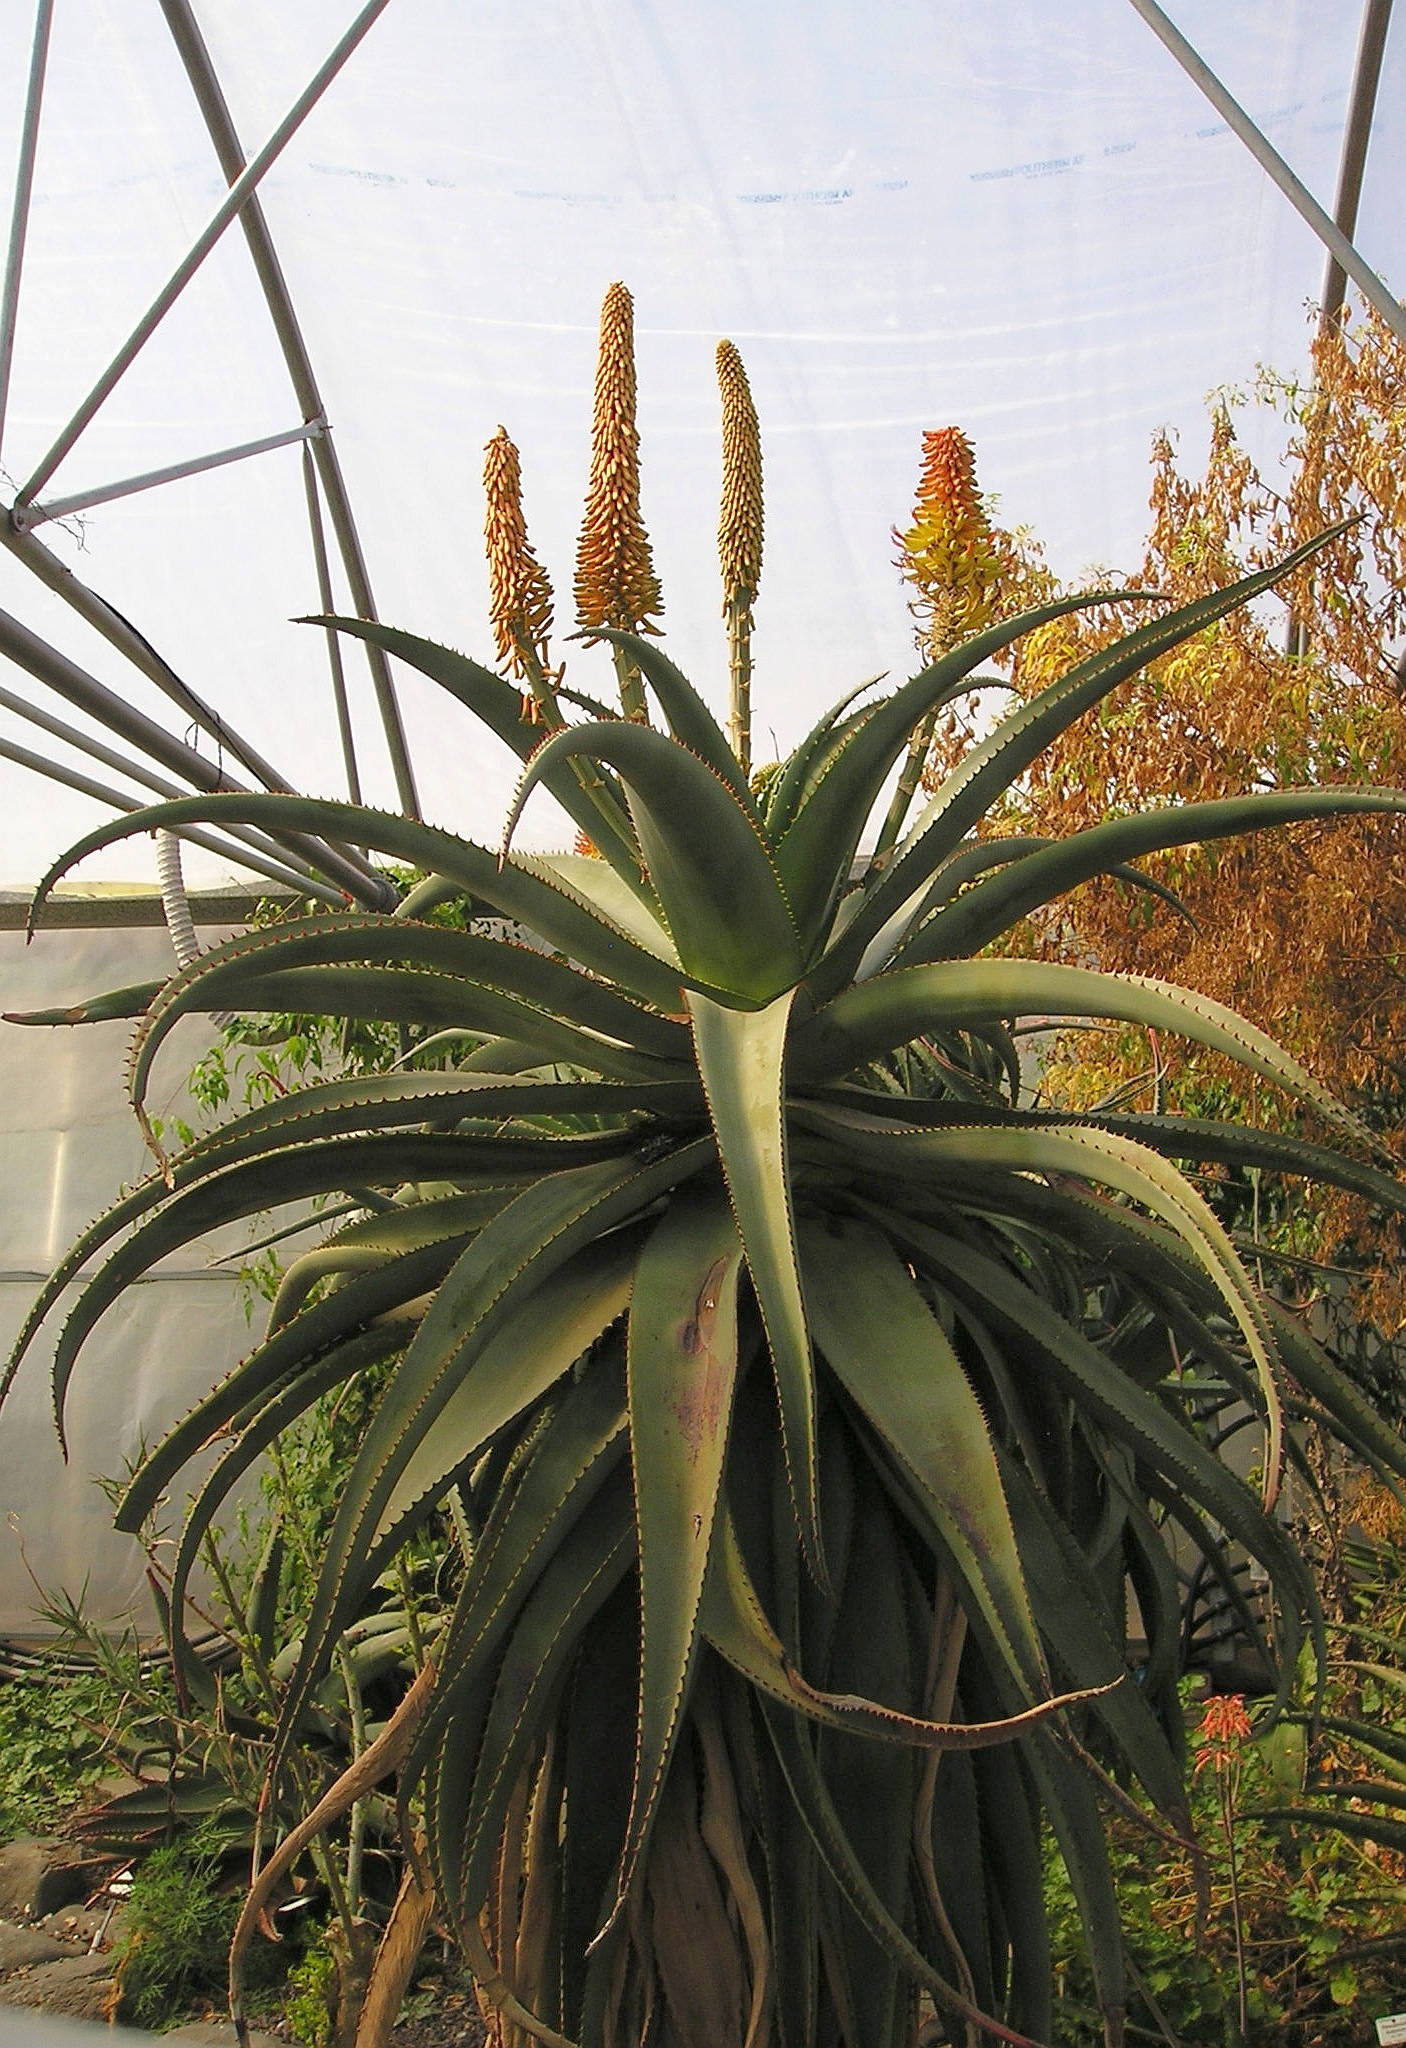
[1195,1692,1254,2038]
[717,339,763,774]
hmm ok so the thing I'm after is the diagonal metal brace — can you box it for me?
[157,0,421,820]
[1127,0,1406,351]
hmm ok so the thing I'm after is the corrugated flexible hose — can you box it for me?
[156,828,231,1026]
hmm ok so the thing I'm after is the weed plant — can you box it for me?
[0,1663,119,1839]
[112,1821,293,2029]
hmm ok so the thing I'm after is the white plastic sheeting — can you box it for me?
[0,918,248,1630]
[0,3,1403,882]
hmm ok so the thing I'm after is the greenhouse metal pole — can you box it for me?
[158,0,420,820]
[1127,0,1406,352]
[12,0,394,512]
[0,607,392,909]
[302,446,363,807]
[0,0,52,464]
[0,523,396,905]
[0,733,346,907]
[1318,0,1393,339]
[12,418,326,531]
[0,677,357,893]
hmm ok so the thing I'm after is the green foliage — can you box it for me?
[284,1935,341,2048]
[1046,1678,1406,2046]
[0,1664,118,1838]
[111,1823,248,2028]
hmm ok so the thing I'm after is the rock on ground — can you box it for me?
[0,1840,114,1923]
[0,1951,114,2022]
[0,1926,78,1974]
[166,2024,284,2048]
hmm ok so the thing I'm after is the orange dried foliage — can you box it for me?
[925,313,1406,1324]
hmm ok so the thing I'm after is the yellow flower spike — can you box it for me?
[575,282,663,720]
[716,338,763,774]
[483,425,558,722]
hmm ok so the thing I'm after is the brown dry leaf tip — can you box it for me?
[717,339,763,608]
[574,282,664,637]
[484,426,555,694]
[896,426,1002,658]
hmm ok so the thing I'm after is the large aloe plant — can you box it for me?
[8,322,1406,2048]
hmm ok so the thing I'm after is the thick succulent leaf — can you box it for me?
[310,616,644,882]
[3,980,162,1026]
[817,525,1346,994]
[749,1697,820,2048]
[404,1347,632,1802]
[559,1583,639,2040]
[1266,1298,1406,1490]
[799,1214,1048,1701]
[609,1184,745,1923]
[1150,1473,1290,1694]
[46,1128,637,1444]
[1294,1714,1406,1772]
[911,786,1406,965]
[811,1087,1406,1217]
[6,1076,694,1404]
[180,1073,698,1178]
[818,1464,916,2048]
[272,1138,714,1776]
[999,1455,1187,1823]
[703,1508,1098,1747]
[268,1188,515,1328]
[127,915,687,1097]
[1024,1737,1127,2042]
[116,1223,486,1532]
[762,678,884,837]
[368,1231,639,1573]
[526,852,681,971]
[163,1326,409,1688]
[922,1734,994,2021]
[141,963,673,1088]
[854,834,1194,982]
[1254,1806,1406,1864]
[505,723,803,1004]
[792,957,1377,1157]
[452,1482,635,1933]
[885,1207,1313,1716]
[965,1730,1054,2041]
[1121,1492,1185,1729]
[687,987,824,1587]
[759,1704,1042,2048]
[819,1110,1285,1508]
[774,590,1133,955]
[592,629,758,818]
[26,792,686,1010]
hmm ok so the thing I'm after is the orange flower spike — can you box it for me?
[896,426,1002,661]
[1193,1692,1253,1774]
[575,282,664,645]
[483,425,557,720]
